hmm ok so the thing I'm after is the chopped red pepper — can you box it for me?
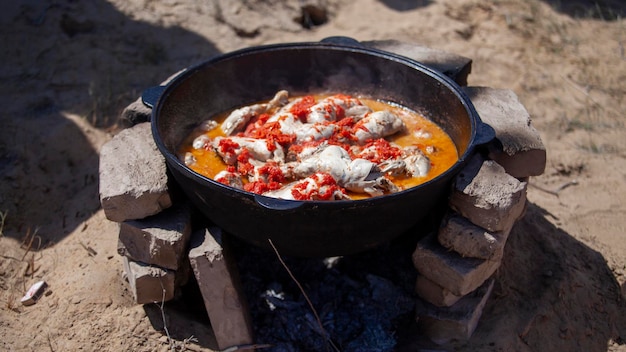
[360,138,402,164]
[291,173,345,200]
[289,95,317,121]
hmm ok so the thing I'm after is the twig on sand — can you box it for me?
[20,226,41,261]
[156,281,174,351]
[268,239,340,352]
[78,241,98,256]
[530,179,579,196]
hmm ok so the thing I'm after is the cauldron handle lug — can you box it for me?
[141,85,167,109]
[320,36,363,47]
[254,195,305,211]
[475,122,496,146]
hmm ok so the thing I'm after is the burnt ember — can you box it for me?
[231,230,423,351]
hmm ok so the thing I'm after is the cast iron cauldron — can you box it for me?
[142,37,493,257]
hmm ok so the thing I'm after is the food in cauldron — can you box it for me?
[178,90,458,201]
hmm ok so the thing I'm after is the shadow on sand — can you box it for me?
[0,1,220,246]
[540,0,625,20]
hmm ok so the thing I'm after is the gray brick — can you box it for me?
[364,39,472,85]
[99,122,171,222]
[416,279,495,344]
[437,212,512,260]
[188,226,254,350]
[415,274,463,307]
[122,257,175,304]
[463,87,546,178]
[118,203,192,270]
[450,155,527,232]
[412,232,500,296]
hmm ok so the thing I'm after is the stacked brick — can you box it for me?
[412,86,545,344]
[99,122,189,303]
[98,121,254,349]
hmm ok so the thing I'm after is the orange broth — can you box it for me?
[178,94,459,199]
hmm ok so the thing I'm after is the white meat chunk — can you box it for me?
[345,105,372,121]
[295,123,337,143]
[212,136,285,165]
[221,90,289,135]
[292,145,397,196]
[373,146,431,178]
[192,134,211,150]
[183,152,196,166]
[263,173,350,201]
[353,110,406,143]
[306,95,367,124]
[214,170,244,189]
[221,104,268,136]
[402,146,431,177]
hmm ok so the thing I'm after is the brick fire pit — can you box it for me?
[99,40,545,350]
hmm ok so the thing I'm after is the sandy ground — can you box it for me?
[0,0,625,351]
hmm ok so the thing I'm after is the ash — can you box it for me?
[232,231,421,352]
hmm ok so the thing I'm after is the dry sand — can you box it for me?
[0,0,625,351]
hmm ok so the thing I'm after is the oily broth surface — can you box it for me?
[178,94,459,198]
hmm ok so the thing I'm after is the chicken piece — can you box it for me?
[375,146,431,178]
[214,169,244,189]
[272,113,301,134]
[212,136,285,165]
[192,134,211,150]
[263,172,350,201]
[306,95,367,124]
[183,152,196,166]
[292,145,364,182]
[345,105,372,120]
[353,110,405,143]
[198,119,218,132]
[343,172,399,197]
[273,111,337,143]
[402,146,431,177]
[292,145,398,196]
[295,123,337,143]
[221,90,289,135]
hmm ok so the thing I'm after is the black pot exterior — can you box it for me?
[149,41,485,257]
